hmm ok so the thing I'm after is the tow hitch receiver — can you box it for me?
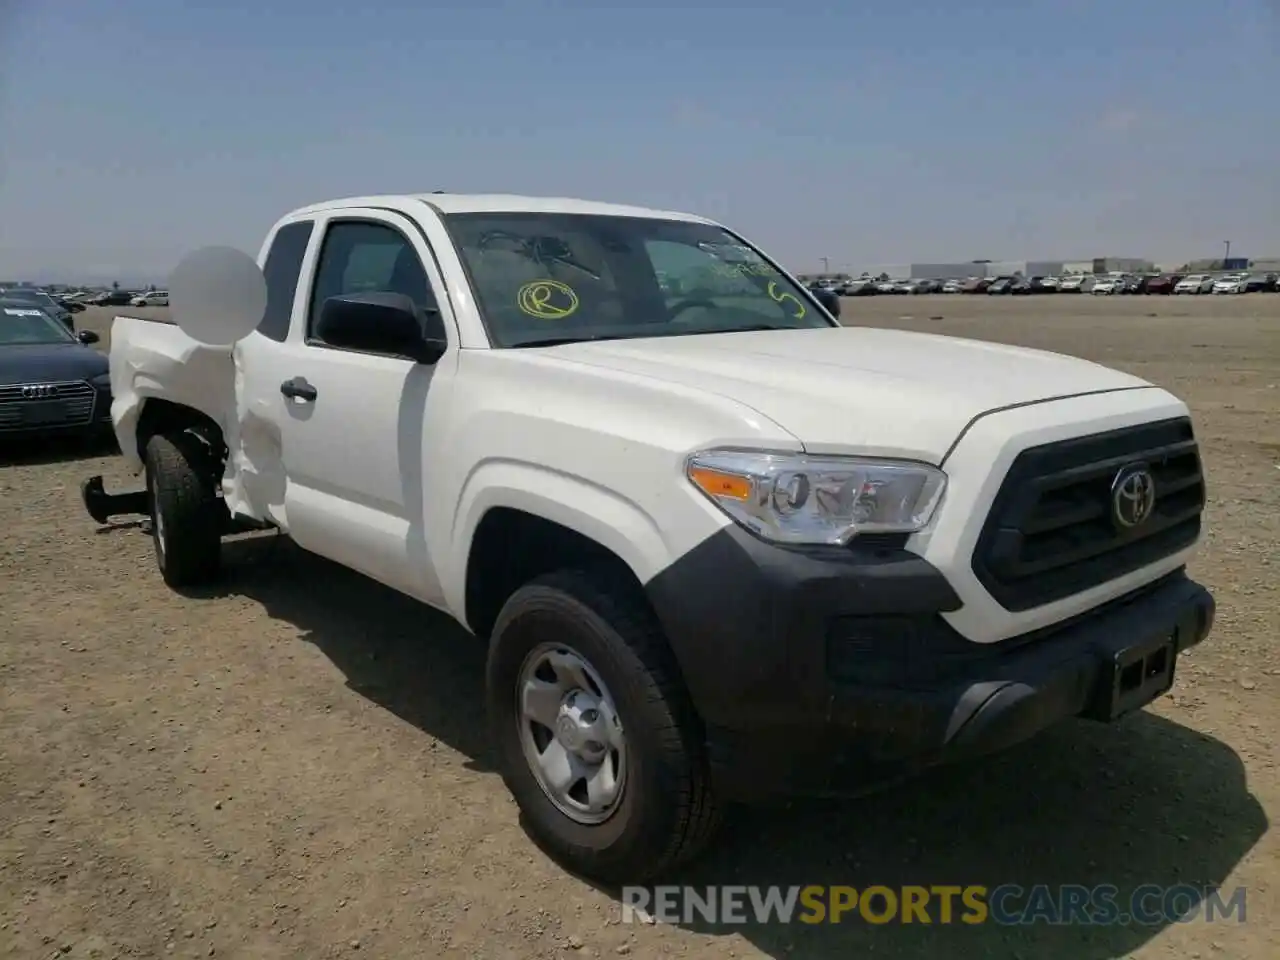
[81,475,148,525]
[1093,633,1177,721]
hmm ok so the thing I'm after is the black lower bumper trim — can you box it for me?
[702,572,1213,801]
[645,526,1214,801]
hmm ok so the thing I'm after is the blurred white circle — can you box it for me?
[168,246,267,345]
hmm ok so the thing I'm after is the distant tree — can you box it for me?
[112,280,120,291]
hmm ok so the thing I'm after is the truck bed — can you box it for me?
[108,315,237,472]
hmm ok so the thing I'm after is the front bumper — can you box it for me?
[645,525,1214,802]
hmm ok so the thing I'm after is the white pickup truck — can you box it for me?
[82,193,1214,883]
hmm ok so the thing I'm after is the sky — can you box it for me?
[1,0,1278,284]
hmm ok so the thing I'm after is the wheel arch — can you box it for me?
[135,398,226,472]
[463,504,658,644]
[450,463,677,635]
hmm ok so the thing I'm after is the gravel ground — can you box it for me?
[1,296,1277,960]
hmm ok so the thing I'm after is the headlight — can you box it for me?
[686,449,946,545]
[91,372,111,388]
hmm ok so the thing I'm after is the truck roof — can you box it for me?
[286,193,717,224]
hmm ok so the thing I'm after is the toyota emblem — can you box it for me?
[1110,465,1156,529]
[21,384,59,399]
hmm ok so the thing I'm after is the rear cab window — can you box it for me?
[257,220,315,342]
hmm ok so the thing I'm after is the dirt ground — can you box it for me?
[2,296,1277,960]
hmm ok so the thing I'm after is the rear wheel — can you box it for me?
[144,431,223,587]
[486,570,721,883]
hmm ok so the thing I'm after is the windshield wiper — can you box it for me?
[507,324,803,349]
[507,333,630,349]
[672,324,789,336]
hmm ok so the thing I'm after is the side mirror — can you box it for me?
[813,287,841,318]
[77,329,100,344]
[315,292,448,364]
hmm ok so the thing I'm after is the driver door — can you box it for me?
[272,209,456,605]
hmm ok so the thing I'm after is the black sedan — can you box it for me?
[55,295,87,313]
[1,302,112,438]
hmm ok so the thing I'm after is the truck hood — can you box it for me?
[548,327,1151,462]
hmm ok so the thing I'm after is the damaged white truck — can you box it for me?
[82,193,1214,882]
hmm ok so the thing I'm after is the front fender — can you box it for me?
[110,392,146,473]
[444,459,705,631]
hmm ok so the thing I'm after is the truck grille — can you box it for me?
[972,417,1204,612]
[0,380,97,432]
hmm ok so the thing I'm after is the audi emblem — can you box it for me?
[21,384,59,399]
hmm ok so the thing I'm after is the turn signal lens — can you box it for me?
[688,466,753,501]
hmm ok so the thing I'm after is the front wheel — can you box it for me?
[486,570,721,883]
[144,431,224,587]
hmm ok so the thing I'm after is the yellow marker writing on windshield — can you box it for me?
[768,281,806,319]
[517,279,580,320]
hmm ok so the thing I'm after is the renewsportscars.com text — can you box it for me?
[620,884,1248,926]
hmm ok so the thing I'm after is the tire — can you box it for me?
[486,570,721,883]
[144,431,223,587]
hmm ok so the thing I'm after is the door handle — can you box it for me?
[280,376,318,402]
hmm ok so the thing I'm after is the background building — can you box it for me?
[843,263,914,280]
[1090,257,1156,274]
[981,260,1066,277]
[909,262,985,280]
[847,259,1113,280]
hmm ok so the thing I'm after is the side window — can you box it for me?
[257,220,314,342]
[307,220,437,339]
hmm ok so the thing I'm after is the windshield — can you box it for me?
[0,304,75,345]
[441,213,835,348]
[4,289,61,309]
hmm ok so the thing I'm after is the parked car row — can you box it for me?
[83,289,170,306]
[2,286,176,314]
[1205,273,1276,295]
[1091,272,1279,295]
[816,275,1070,296]
[809,271,1280,297]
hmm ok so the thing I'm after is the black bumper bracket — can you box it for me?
[81,475,148,525]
